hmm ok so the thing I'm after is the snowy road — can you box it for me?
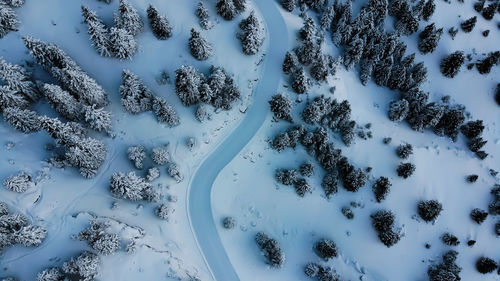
[187,1,288,280]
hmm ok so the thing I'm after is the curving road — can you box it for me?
[187,1,288,280]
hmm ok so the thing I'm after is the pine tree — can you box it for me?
[282,0,296,12]
[282,51,298,74]
[238,11,264,55]
[373,177,391,202]
[156,204,174,220]
[373,56,393,86]
[62,252,100,281]
[78,220,120,255]
[120,69,153,114]
[109,172,154,201]
[36,267,64,281]
[434,105,465,141]
[0,3,19,38]
[0,57,39,101]
[196,2,212,30]
[476,51,500,74]
[4,0,25,7]
[217,0,237,20]
[151,145,170,165]
[295,40,319,65]
[81,6,111,57]
[299,16,316,42]
[440,51,464,78]
[3,107,41,133]
[481,3,497,20]
[418,23,442,54]
[359,59,375,85]
[109,27,138,60]
[255,232,285,267]
[422,0,435,21]
[152,96,180,127]
[114,0,143,36]
[311,55,329,81]
[418,200,442,222]
[461,16,477,33]
[189,28,213,60]
[371,209,401,247]
[314,238,338,261]
[291,67,309,94]
[41,84,82,121]
[147,4,172,40]
[127,145,146,169]
[269,93,293,122]
[343,35,365,70]
[82,105,112,134]
[40,116,87,146]
[320,5,336,29]
[233,0,247,13]
[0,86,30,112]
[65,137,107,178]
[22,36,78,70]
[175,65,203,106]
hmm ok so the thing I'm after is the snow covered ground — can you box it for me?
[1,0,500,281]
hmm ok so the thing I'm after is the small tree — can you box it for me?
[120,70,153,114]
[371,210,401,247]
[418,23,442,54]
[151,145,170,165]
[62,252,100,281]
[127,145,146,169]
[255,232,285,267]
[294,178,311,197]
[461,16,477,33]
[396,143,413,159]
[82,105,113,134]
[41,84,81,121]
[388,99,409,122]
[78,220,120,255]
[282,0,296,12]
[440,51,464,78]
[152,96,180,127]
[476,257,497,274]
[109,27,137,60]
[196,2,212,30]
[422,0,435,21]
[189,29,213,61]
[175,65,203,106]
[418,200,443,222]
[397,162,416,178]
[476,51,500,74]
[222,216,236,229]
[442,233,460,246]
[0,3,19,38]
[282,51,298,74]
[3,172,34,193]
[81,6,111,57]
[428,250,461,281]
[216,0,237,20]
[114,0,143,36]
[238,12,264,55]
[373,176,391,202]
[147,4,172,40]
[291,67,309,94]
[155,204,174,221]
[470,208,488,224]
[314,238,337,261]
[109,171,156,201]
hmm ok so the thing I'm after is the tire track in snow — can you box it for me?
[186,1,288,280]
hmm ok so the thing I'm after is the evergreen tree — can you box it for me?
[127,145,146,169]
[428,250,461,281]
[109,27,138,60]
[81,6,111,57]
[217,0,237,21]
[78,220,120,255]
[0,57,38,101]
[314,238,338,261]
[238,11,264,55]
[422,0,435,21]
[147,4,172,40]
[373,56,393,86]
[65,137,107,178]
[109,171,155,201]
[255,232,285,267]
[156,204,174,220]
[0,86,30,112]
[282,51,298,74]
[343,35,365,70]
[196,2,212,30]
[311,55,329,81]
[114,0,143,36]
[3,107,41,133]
[295,40,319,65]
[418,23,442,54]
[40,116,87,146]
[373,176,391,202]
[36,268,64,281]
[0,3,19,38]
[481,3,497,20]
[417,200,443,222]
[461,16,477,33]
[189,28,213,61]
[299,16,316,42]
[359,59,375,85]
[120,69,153,114]
[282,0,296,12]
[4,0,25,7]
[152,96,180,127]
[52,67,108,108]
[269,93,293,122]
[440,51,464,78]
[82,105,112,134]
[41,84,82,121]
[151,145,170,165]
[476,51,500,74]
[167,162,182,182]
[22,36,78,70]
[371,209,401,247]
[320,5,336,29]
[175,65,203,106]
[233,0,247,13]
[291,67,309,94]
[434,105,465,141]
[388,99,409,122]
[397,162,416,178]
[476,257,497,274]
[62,252,100,281]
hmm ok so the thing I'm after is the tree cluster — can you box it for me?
[175,65,240,111]
[255,232,285,267]
[0,202,47,254]
[304,263,340,281]
[427,250,461,281]
[81,0,143,59]
[371,209,401,247]
[237,12,264,55]
[78,220,121,255]
[37,251,100,281]
[119,70,179,126]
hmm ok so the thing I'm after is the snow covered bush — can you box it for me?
[417,200,442,222]
[0,3,19,38]
[189,28,213,61]
[78,220,121,255]
[373,176,391,203]
[341,206,354,219]
[314,238,337,261]
[255,232,285,267]
[470,208,488,224]
[147,4,172,40]
[269,93,292,122]
[3,171,34,193]
[146,167,160,182]
[151,145,170,165]
[155,204,174,221]
[127,145,146,169]
[120,70,153,114]
[427,250,461,281]
[62,251,100,281]
[109,172,157,202]
[167,163,182,182]
[440,51,464,78]
[237,12,264,55]
[371,210,401,247]
[396,143,413,159]
[222,216,236,229]
[442,233,460,246]
[476,257,497,274]
[397,162,415,178]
